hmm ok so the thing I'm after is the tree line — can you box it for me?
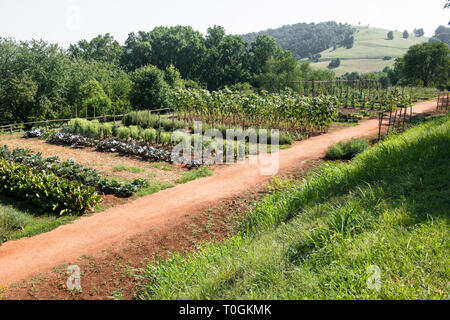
[240,21,356,60]
[0,25,334,126]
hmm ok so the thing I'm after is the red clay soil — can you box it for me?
[0,100,438,287]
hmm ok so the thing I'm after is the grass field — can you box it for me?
[310,26,429,76]
[137,114,450,300]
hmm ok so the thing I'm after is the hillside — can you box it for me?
[240,21,355,60]
[137,113,450,300]
[310,26,429,76]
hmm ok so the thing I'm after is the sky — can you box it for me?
[0,0,448,48]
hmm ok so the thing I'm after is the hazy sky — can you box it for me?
[0,0,448,47]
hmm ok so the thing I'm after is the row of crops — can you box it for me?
[0,144,154,215]
[168,88,339,133]
[0,155,100,216]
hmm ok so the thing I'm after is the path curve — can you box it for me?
[0,100,437,285]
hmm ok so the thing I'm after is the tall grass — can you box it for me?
[136,114,450,300]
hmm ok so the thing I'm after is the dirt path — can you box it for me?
[0,100,438,286]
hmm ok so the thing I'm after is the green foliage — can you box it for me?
[325,138,370,160]
[79,80,112,118]
[68,33,124,65]
[137,114,450,300]
[402,30,409,39]
[0,158,101,215]
[117,126,131,140]
[395,42,450,87]
[142,128,157,144]
[241,21,356,60]
[175,167,213,184]
[172,88,338,133]
[129,65,170,109]
[328,58,341,69]
[0,145,146,198]
[112,165,144,173]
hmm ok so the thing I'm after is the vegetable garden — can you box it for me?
[0,82,443,219]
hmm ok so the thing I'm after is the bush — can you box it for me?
[142,128,157,144]
[325,138,370,160]
[117,126,131,140]
[129,126,140,140]
[328,58,341,69]
[129,65,170,110]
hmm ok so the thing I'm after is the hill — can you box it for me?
[240,21,356,60]
[137,113,450,300]
[310,26,429,76]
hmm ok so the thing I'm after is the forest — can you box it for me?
[240,21,356,60]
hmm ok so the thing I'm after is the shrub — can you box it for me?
[117,127,131,140]
[325,138,370,160]
[142,128,157,144]
[160,132,172,146]
[129,65,170,110]
[100,123,113,138]
[328,58,341,69]
[129,126,140,140]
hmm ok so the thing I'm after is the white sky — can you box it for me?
[0,0,448,48]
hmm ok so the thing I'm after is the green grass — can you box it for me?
[325,138,370,160]
[175,167,213,184]
[0,195,78,244]
[310,26,429,75]
[135,181,175,197]
[145,162,173,171]
[137,114,450,300]
[112,165,144,173]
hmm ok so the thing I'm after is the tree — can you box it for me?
[120,31,153,72]
[68,33,123,65]
[164,65,183,89]
[79,80,111,117]
[387,31,394,40]
[248,35,284,75]
[0,38,71,126]
[429,25,450,46]
[402,30,409,39]
[202,26,250,90]
[241,21,356,60]
[327,58,341,69]
[254,54,302,92]
[129,65,170,110]
[395,42,450,86]
[413,28,425,37]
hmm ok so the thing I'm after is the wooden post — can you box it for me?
[9,125,13,135]
[113,106,116,123]
[158,110,161,129]
[172,109,175,132]
[312,80,315,97]
[445,92,450,110]
[148,110,151,128]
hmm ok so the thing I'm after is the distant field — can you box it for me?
[310,26,429,76]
